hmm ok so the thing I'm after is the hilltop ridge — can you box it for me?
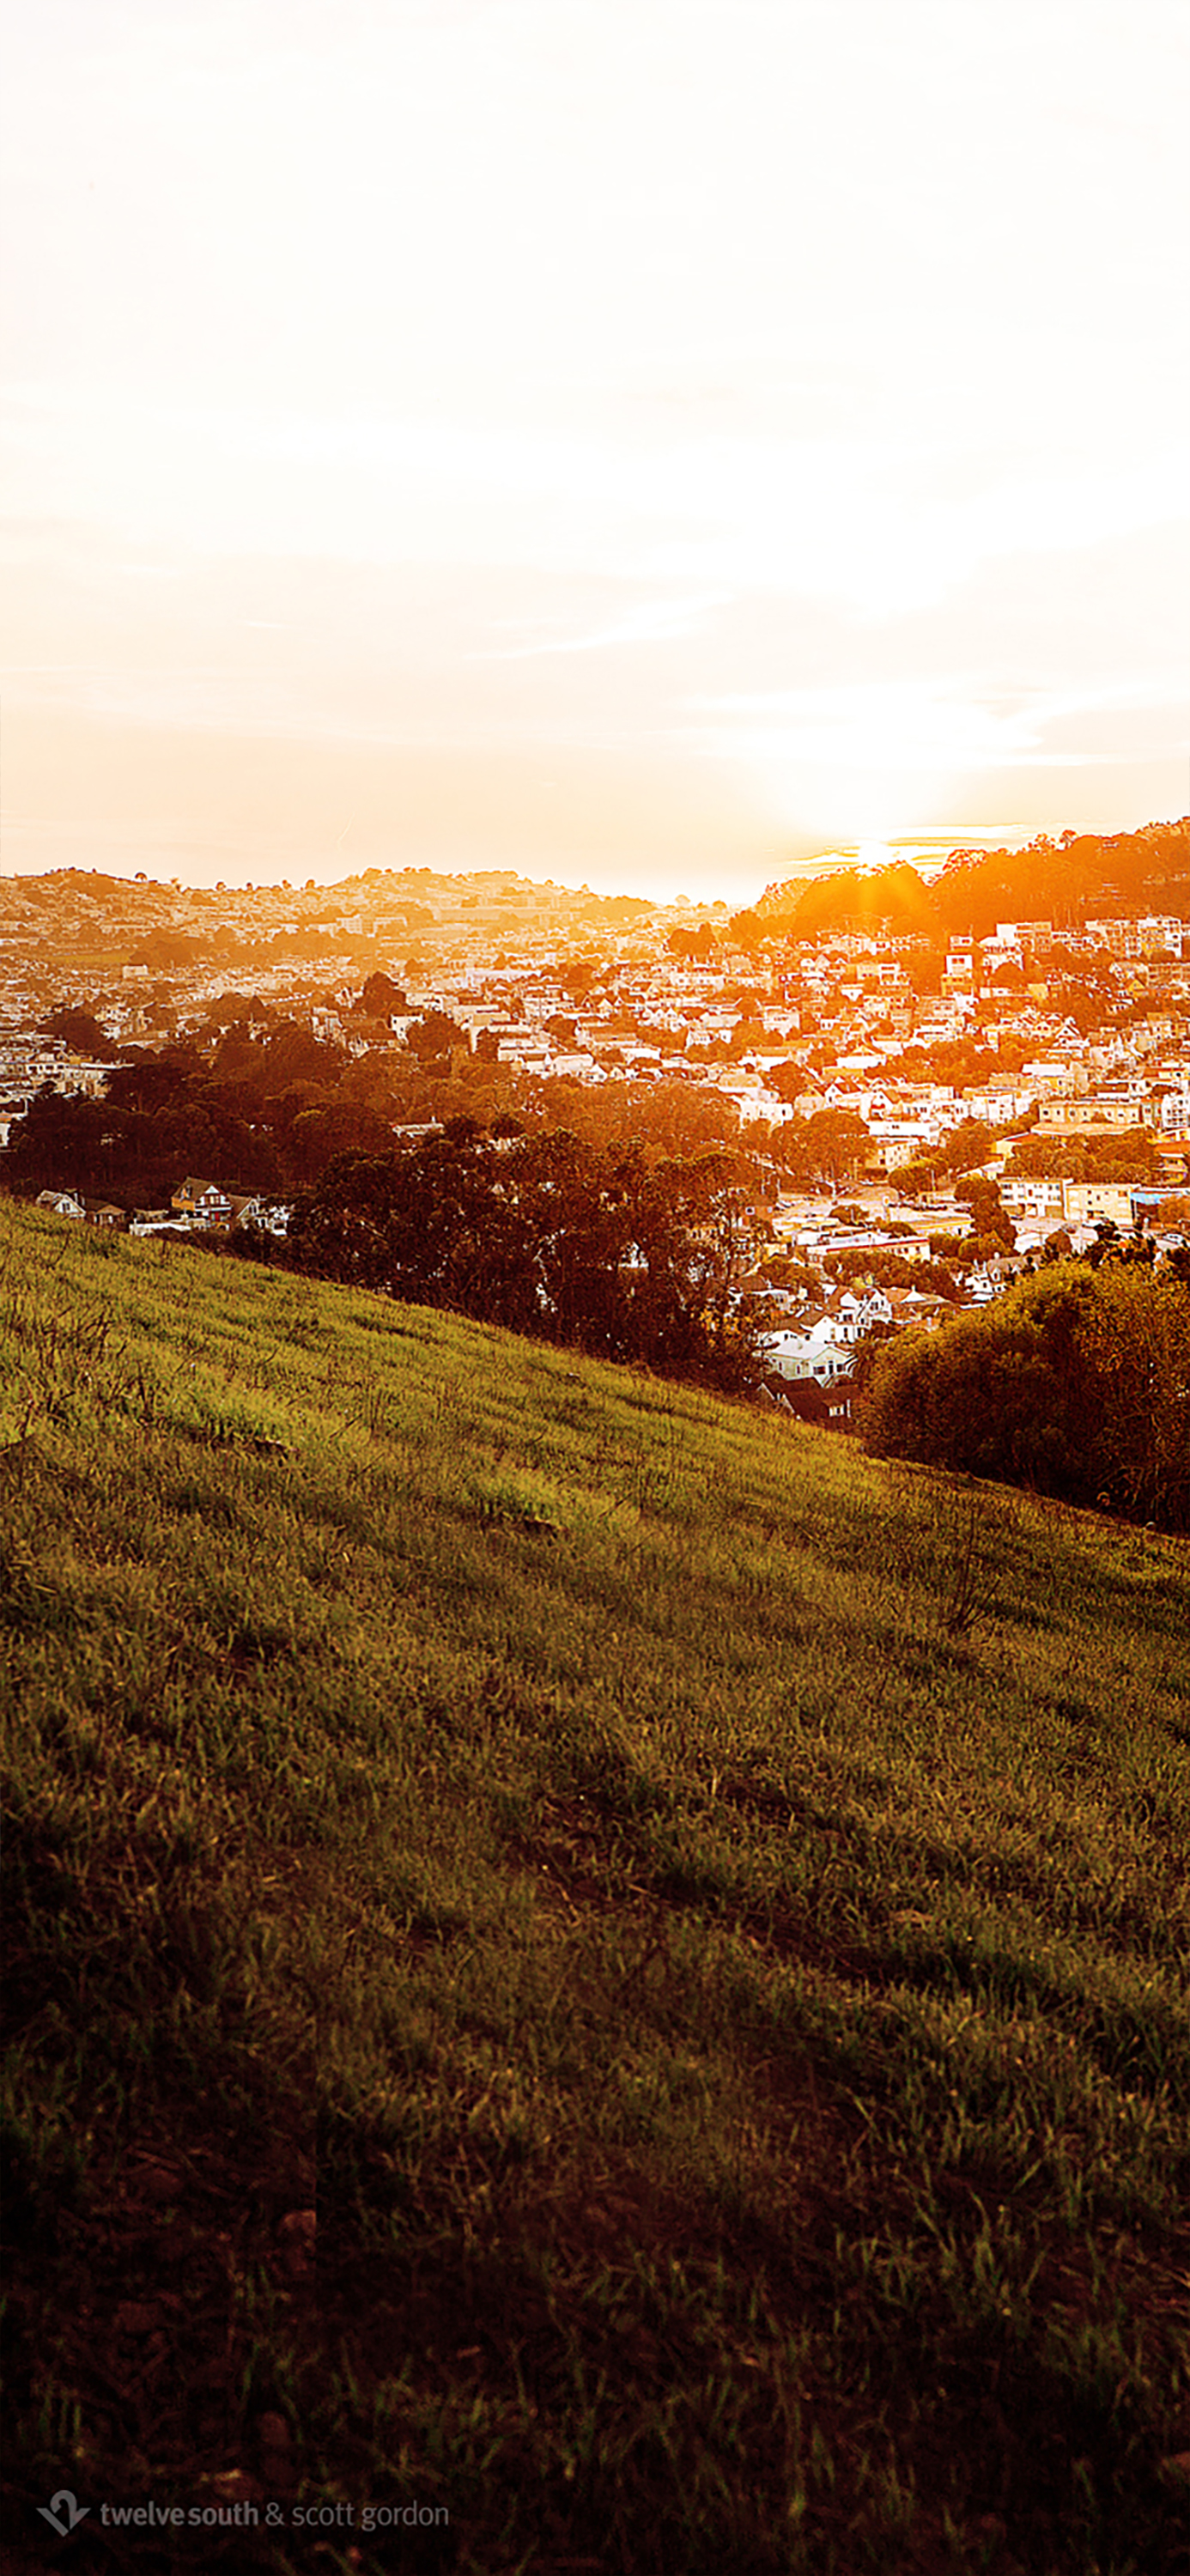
[755,818,1190,942]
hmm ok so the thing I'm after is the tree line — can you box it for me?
[739,821,1190,945]
[3,1009,519,1209]
[284,1122,763,1392]
[7,1012,777,1208]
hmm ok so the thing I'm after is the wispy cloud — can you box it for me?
[689,674,1190,778]
[478,593,729,660]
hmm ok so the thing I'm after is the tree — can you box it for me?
[286,1128,762,1391]
[533,1075,738,1161]
[956,1176,1015,1249]
[802,1109,870,1189]
[937,1118,994,1176]
[856,1264,1190,1531]
[5,1085,110,1197]
[37,1008,121,1062]
[850,1319,900,1395]
[894,1160,938,1202]
[355,971,408,1018]
[1084,1222,1155,1271]
[286,1100,396,1188]
[559,958,602,1000]
[824,1249,959,1299]
[787,862,937,941]
[255,1022,346,1090]
[1005,1130,1161,1186]
[761,1255,824,1300]
[404,1011,469,1064]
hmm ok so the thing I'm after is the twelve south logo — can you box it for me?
[39,2491,90,2537]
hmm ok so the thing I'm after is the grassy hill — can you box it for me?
[2,1200,1187,2575]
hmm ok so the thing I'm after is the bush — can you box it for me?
[857,1262,1190,1530]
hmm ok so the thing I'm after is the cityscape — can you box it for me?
[4,817,1187,1414]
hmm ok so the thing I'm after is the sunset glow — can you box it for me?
[3,0,1187,900]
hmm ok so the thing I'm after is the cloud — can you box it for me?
[478,593,729,659]
[689,673,1190,780]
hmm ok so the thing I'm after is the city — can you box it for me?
[3,821,1187,1418]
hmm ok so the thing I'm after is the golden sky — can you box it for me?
[3,0,1188,902]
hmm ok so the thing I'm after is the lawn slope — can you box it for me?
[2,1202,1188,2575]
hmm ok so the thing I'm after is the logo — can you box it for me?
[38,2491,90,2537]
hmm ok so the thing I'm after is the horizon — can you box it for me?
[3,2,1187,905]
[0,824,1053,909]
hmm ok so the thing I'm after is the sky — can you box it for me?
[3,0,1188,904]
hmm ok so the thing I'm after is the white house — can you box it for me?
[758,1318,853,1386]
[35,1188,85,1220]
[823,1285,894,1345]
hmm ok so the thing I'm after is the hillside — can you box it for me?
[756,818,1190,942]
[2,1201,1188,2575]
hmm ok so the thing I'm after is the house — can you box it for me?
[171,1177,234,1228]
[35,1188,85,1220]
[758,1318,853,1386]
[823,1372,859,1428]
[823,1285,894,1345]
[1153,1136,1190,1184]
[886,1287,954,1331]
[83,1200,125,1230]
[769,1369,858,1429]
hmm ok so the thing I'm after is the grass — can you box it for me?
[1,1198,1188,2574]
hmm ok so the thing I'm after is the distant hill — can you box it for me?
[757,817,1190,940]
[3,1200,1187,2573]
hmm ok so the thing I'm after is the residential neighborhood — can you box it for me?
[3,826,1188,1413]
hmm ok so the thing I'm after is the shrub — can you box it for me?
[857,1262,1190,1530]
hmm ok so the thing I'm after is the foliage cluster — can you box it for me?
[7,1031,343,1206]
[761,860,940,943]
[3,1018,519,1209]
[746,1095,872,1186]
[876,1039,1007,1088]
[823,1248,962,1301]
[889,1176,1016,1263]
[1005,1129,1163,1186]
[757,821,1189,945]
[36,1005,123,1061]
[7,1019,783,1218]
[287,1124,762,1391]
[858,1260,1190,1532]
[528,1072,742,1161]
[932,823,1190,939]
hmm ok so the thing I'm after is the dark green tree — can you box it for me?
[286,1128,762,1390]
[36,1008,121,1061]
[857,1264,1190,1530]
